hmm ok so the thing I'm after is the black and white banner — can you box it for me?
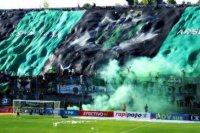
[0,98,11,105]
[189,115,200,121]
[57,85,82,94]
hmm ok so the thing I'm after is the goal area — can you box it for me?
[13,100,60,116]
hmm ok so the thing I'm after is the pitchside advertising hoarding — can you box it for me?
[0,107,13,113]
[79,111,114,117]
[60,110,79,116]
[189,115,200,121]
[151,113,189,120]
[114,112,150,119]
[45,109,79,116]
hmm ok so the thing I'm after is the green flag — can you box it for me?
[48,66,57,73]
[0,82,9,92]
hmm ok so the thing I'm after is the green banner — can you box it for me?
[0,82,9,92]
[0,10,85,76]
[158,7,200,76]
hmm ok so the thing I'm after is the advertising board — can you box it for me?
[151,113,189,120]
[189,115,200,121]
[114,112,150,119]
[79,111,114,117]
[45,109,79,116]
[60,110,79,116]
[0,107,13,113]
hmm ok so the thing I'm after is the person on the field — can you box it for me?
[122,104,126,112]
[144,104,148,113]
[79,101,82,110]
[16,107,20,116]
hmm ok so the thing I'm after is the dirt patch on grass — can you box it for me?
[0,113,12,116]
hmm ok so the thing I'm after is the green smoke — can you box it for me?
[83,59,174,113]
[83,7,200,113]
[0,10,85,76]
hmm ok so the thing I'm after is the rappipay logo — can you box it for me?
[127,113,143,118]
[14,31,62,38]
[115,112,147,118]
[115,112,127,117]
[177,29,200,35]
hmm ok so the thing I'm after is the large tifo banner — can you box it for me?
[45,109,79,116]
[151,113,189,120]
[0,107,13,113]
[79,111,114,117]
[114,112,150,119]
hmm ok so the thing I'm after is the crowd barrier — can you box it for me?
[2,107,200,122]
[45,109,79,116]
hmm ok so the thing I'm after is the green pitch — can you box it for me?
[0,115,199,133]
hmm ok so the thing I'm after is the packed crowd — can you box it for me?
[0,3,199,12]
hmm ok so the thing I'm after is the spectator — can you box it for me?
[144,104,148,113]
[80,75,84,84]
[190,100,194,109]
[122,104,126,112]
[70,75,74,84]
[155,72,159,80]
[157,113,161,119]
[71,68,75,75]
[92,3,96,8]
[79,101,82,110]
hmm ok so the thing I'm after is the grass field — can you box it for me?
[0,114,200,133]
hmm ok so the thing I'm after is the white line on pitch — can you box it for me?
[121,122,155,133]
